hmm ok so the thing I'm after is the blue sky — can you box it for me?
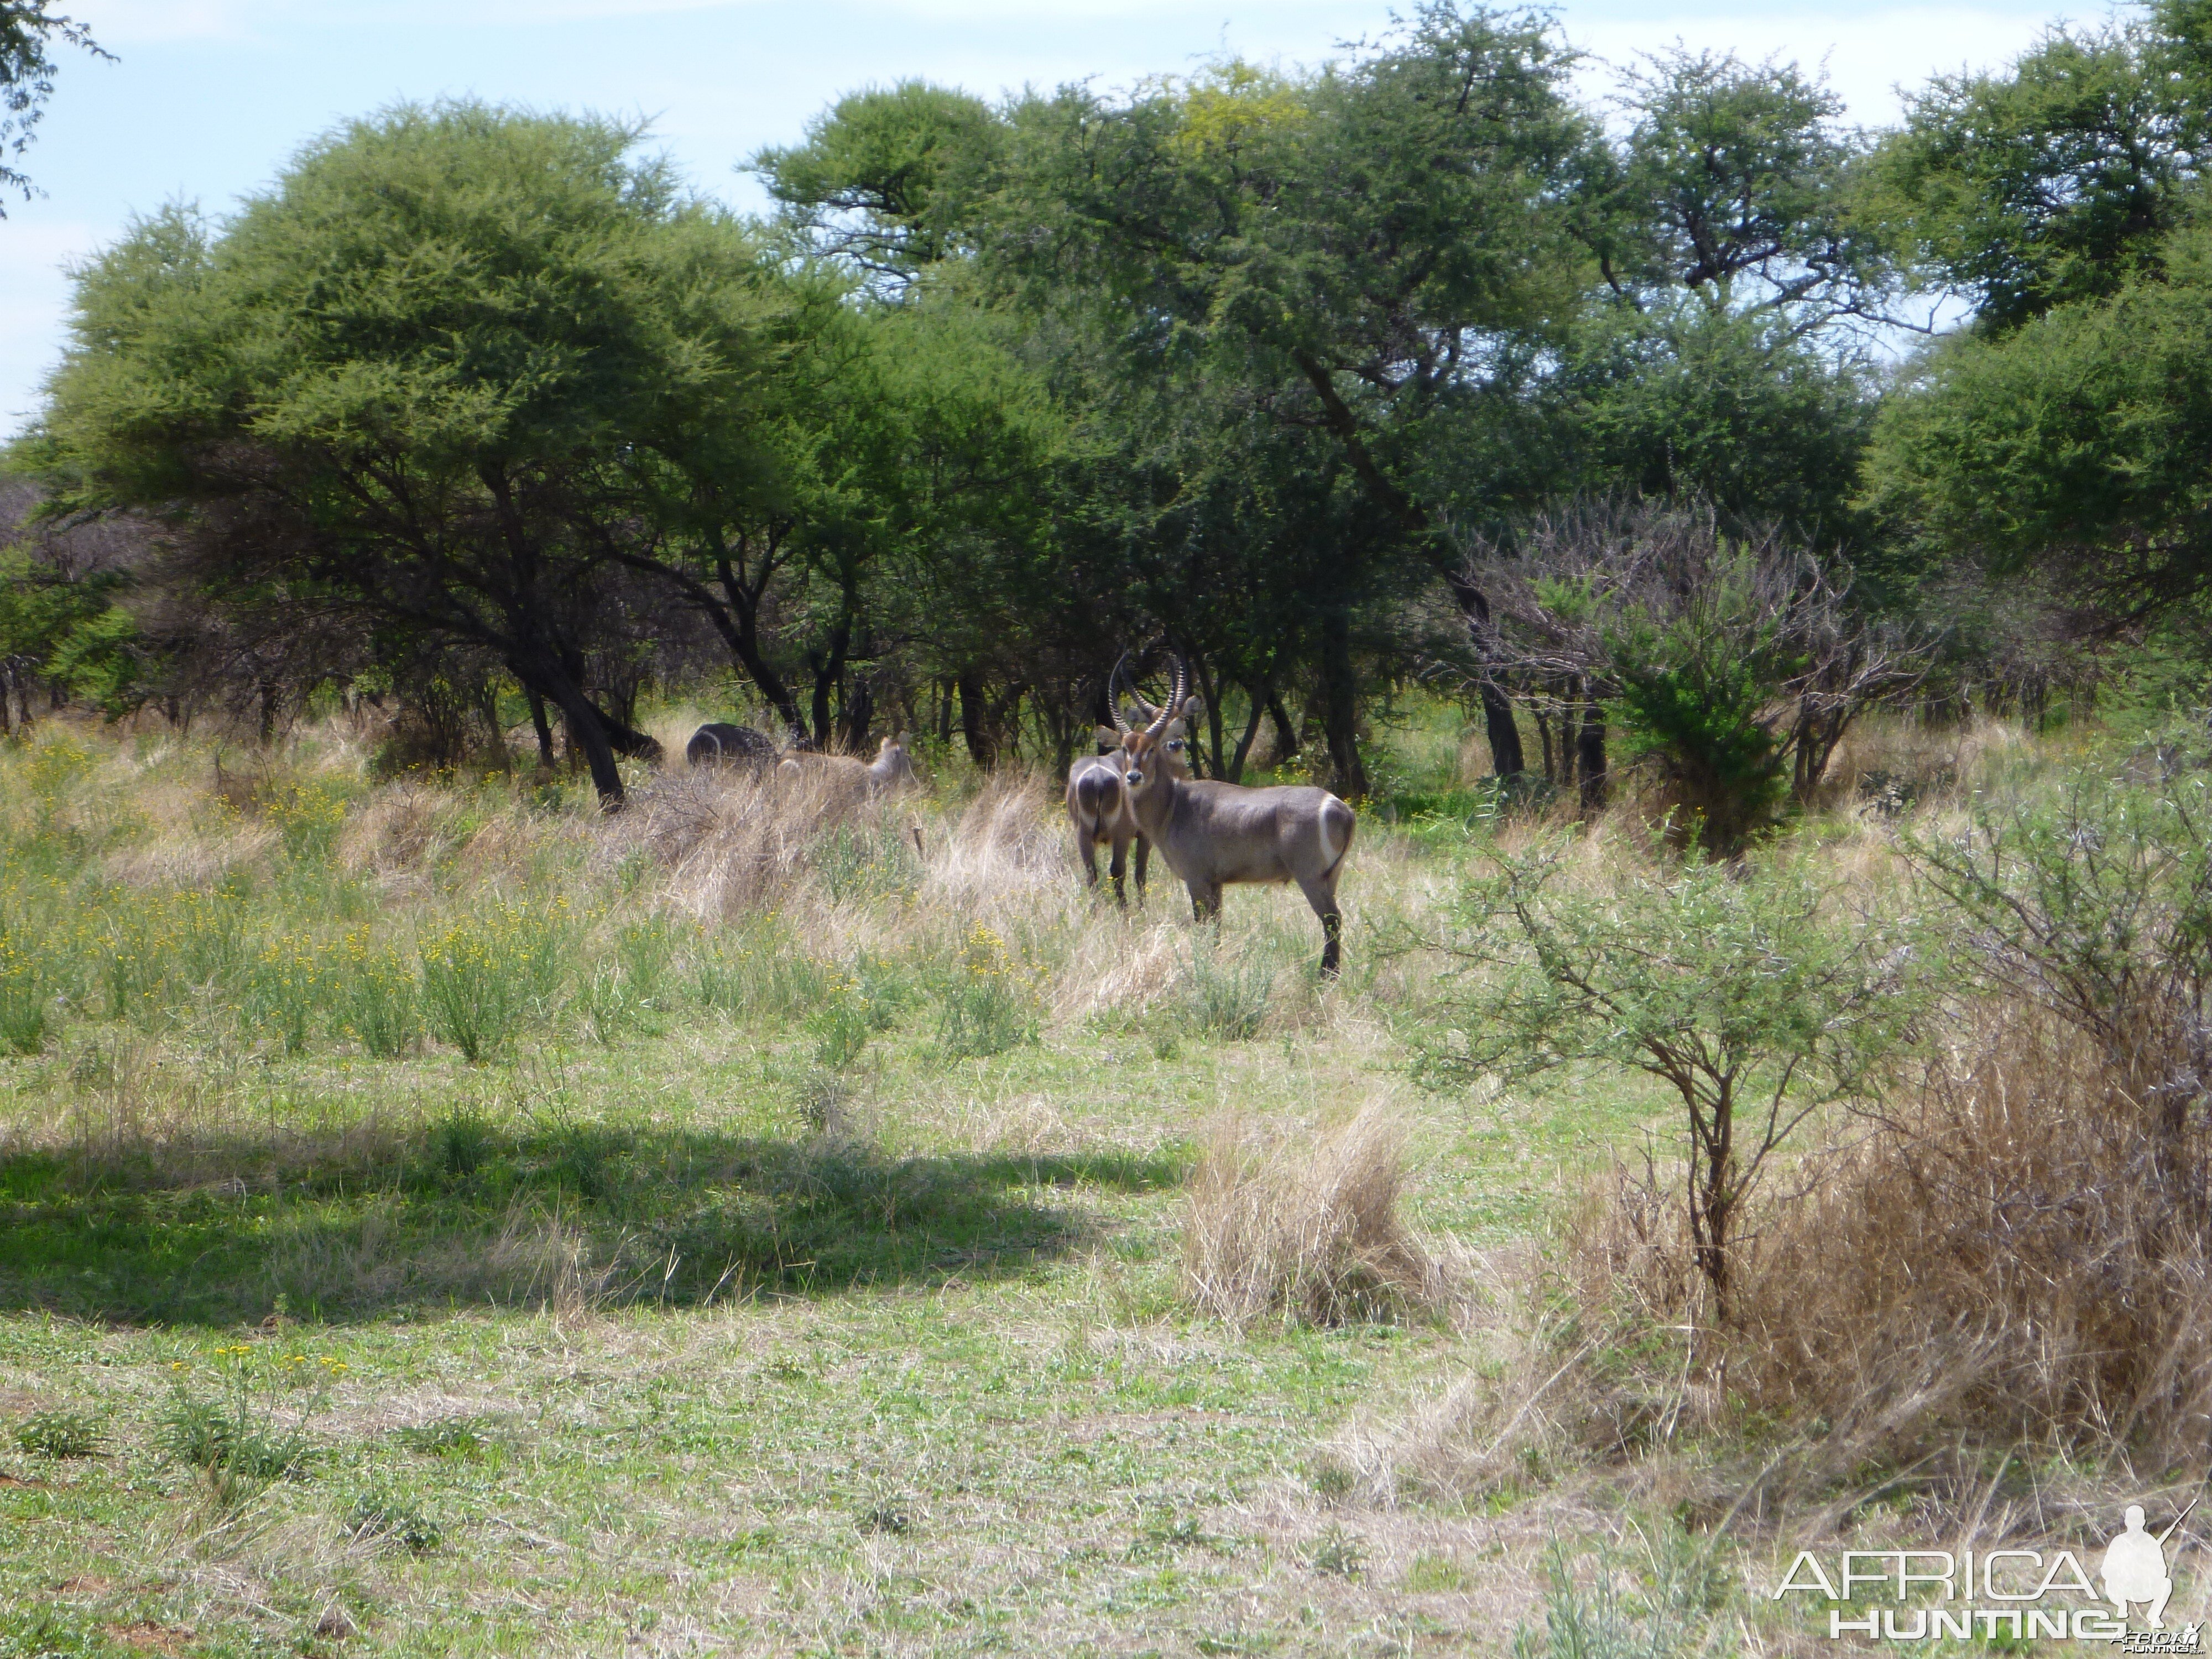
[0,0,2081,437]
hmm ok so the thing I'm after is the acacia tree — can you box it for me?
[967,14,1596,793]
[36,104,806,804]
[1867,3,2210,332]
[1867,210,2212,629]
[1425,839,1925,1318]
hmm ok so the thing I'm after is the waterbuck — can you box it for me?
[1066,658,1188,905]
[686,722,776,769]
[1116,656,1356,975]
[777,733,919,794]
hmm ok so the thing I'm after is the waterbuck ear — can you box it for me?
[1093,726,1119,750]
[1180,694,1207,723]
[1164,718,1187,742]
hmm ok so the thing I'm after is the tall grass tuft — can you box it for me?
[693,920,832,1025]
[336,930,421,1058]
[262,780,349,859]
[934,922,1041,1060]
[0,927,50,1055]
[246,933,332,1053]
[1715,1003,2212,1468]
[1181,1103,1454,1328]
[419,901,571,1062]
[1177,936,1279,1040]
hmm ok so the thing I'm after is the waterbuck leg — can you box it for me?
[1108,838,1129,908]
[1296,875,1344,978]
[1078,835,1100,889]
[1190,881,1223,929]
[1134,836,1150,902]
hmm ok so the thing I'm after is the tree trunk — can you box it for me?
[807,615,851,750]
[527,688,556,771]
[1228,682,1269,784]
[839,675,873,753]
[474,681,504,763]
[1575,699,1608,810]
[555,691,627,807]
[1266,691,1299,762]
[1444,573,1527,780]
[1317,609,1369,800]
[1479,685,1525,780]
[1185,655,1224,779]
[957,671,997,769]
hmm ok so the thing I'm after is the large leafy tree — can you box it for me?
[1590,48,1890,332]
[36,103,807,804]
[1864,3,2212,630]
[1867,210,2212,625]
[971,11,1597,792]
[1867,3,2211,331]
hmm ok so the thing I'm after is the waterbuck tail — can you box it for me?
[1073,765,1119,838]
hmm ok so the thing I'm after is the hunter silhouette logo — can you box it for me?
[2104,1499,2194,1630]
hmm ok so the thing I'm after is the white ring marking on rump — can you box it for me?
[1317,799,1341,867]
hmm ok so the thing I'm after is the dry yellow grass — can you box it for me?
[1180,1100,1460,1330]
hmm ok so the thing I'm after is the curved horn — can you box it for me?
[1145,653,1188,738]
[1106,653,1133,735]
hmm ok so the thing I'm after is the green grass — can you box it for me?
[0,713,1699,1655]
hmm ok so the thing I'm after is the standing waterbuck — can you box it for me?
[1066,656,1188,905]
[1116,656,1356,975]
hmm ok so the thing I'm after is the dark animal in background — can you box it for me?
[686,723,776,769]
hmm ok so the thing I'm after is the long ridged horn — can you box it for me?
[1146,653,1188,738]
[1106,653,1134,735]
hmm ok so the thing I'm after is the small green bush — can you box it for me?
[807,981,872,1072]
[1427,836,1925,1316]
[336,932,421,1058]
[1179,940,1276,1041]
[0,970,48,1056]
[419,902,570,1061]
[244,934,328,1053]
[428,1108,494,1182]
[693,924,832,1025]
[156,1376,316,1489]
[933,925,1040,1060]
[13,1409,103,1459]
[342,1490,444,1552]
[394,1417,493,1459]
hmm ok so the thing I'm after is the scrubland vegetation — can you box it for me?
[0,690,2205,1656]
[12,0,2212,1648]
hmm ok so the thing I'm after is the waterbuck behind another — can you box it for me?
[1115,656,1356,975]
[1066,656,1189,905]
